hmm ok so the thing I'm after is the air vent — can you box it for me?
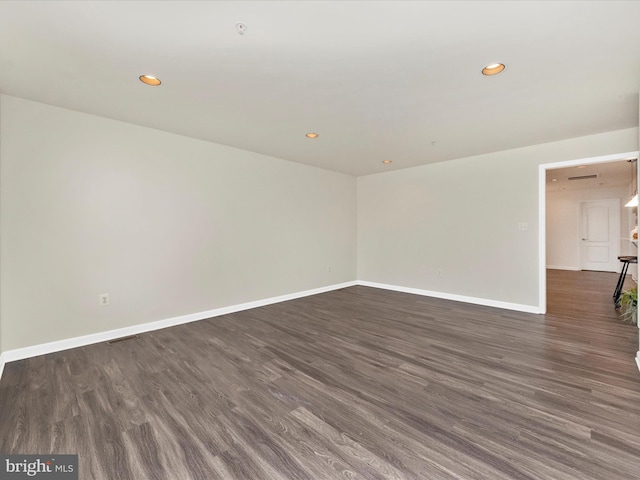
[568,174,598,181]
[107,334,139,345]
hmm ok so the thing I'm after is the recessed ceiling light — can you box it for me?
[305,133,319,139]
[139,75,161,86]
[382,159,392,164]
[481,63,505,76]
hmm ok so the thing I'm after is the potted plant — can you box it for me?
[619,286,638,325]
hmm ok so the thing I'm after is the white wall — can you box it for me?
[358,128,639,308]
[1,93,638,355]
[0,94,2,367]
[546,186,635,271]
[637,94,640,371]
[0,95,357,351]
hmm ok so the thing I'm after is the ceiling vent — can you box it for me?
[568,174,598,181]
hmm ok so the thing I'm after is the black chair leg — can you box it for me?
[614,261,630,307]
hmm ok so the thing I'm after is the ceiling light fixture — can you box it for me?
[382,159,392,164]
[625,159,638,207]
[139,75,161,86]
[305,133,319,139]
[481,63,505,76]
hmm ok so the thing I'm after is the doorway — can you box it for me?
[538,151,639,314]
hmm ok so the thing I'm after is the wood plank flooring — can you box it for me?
[1,270,639,479]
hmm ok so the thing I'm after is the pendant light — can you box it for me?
[625,159,638,207]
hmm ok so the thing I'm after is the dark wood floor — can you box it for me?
[1,270,639,479]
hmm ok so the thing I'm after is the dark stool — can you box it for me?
[613,255,637,307]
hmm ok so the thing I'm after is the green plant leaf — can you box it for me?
[620,286,638,325]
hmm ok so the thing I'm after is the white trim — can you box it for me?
[0,353,5,382]
[357,280,542,314]
[0,278,541,373]
[2,275,637,380]
[539,162,548,314]
[546,265,580,271]
[637,326,640,373]
[0,281,357,365]
[539,151,640,316]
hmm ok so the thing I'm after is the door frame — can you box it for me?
[538,150,639,314]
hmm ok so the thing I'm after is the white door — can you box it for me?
[579,199,620,272]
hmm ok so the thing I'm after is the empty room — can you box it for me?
[1,1,640,479]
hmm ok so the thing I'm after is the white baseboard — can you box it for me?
[357,280,542,314]
[0,353,5,382]
[0,281,357,368]
[546,265,580,271]
[2,280,635,381]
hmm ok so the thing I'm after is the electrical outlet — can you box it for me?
[437,269,443,277]
[99,293,110,306]
[518,222,528,231]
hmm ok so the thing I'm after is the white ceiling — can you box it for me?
[1,1,639,176]
[546,159,636,192]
